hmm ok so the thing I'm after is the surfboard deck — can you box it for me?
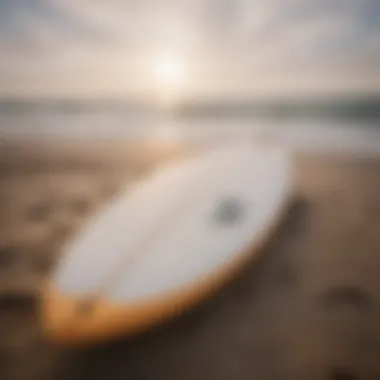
[41,142,294,345]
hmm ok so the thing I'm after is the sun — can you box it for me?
[152,52,188,103]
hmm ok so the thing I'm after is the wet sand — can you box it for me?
[0,139,380,380]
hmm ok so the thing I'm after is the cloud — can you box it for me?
[0,0,109,50]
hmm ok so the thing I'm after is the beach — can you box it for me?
[1,138,380,380]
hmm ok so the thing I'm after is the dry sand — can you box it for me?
[0,139,380,380]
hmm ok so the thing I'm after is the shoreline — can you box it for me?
[1,128,380,163]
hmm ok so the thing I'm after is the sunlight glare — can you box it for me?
[153,52,187,90]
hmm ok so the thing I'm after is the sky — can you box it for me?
[0,0,380,100]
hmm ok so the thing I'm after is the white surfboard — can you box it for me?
[41,141,293,345]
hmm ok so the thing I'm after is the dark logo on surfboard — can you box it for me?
[213,197,246,226]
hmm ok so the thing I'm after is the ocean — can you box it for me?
[0,97,379,157]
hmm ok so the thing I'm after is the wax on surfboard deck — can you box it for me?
[41,141,293,345]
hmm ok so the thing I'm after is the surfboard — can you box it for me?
[41,141,293,345]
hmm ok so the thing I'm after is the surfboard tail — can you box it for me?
[41,285,186,346]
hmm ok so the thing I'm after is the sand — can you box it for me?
[0,139,380,380]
